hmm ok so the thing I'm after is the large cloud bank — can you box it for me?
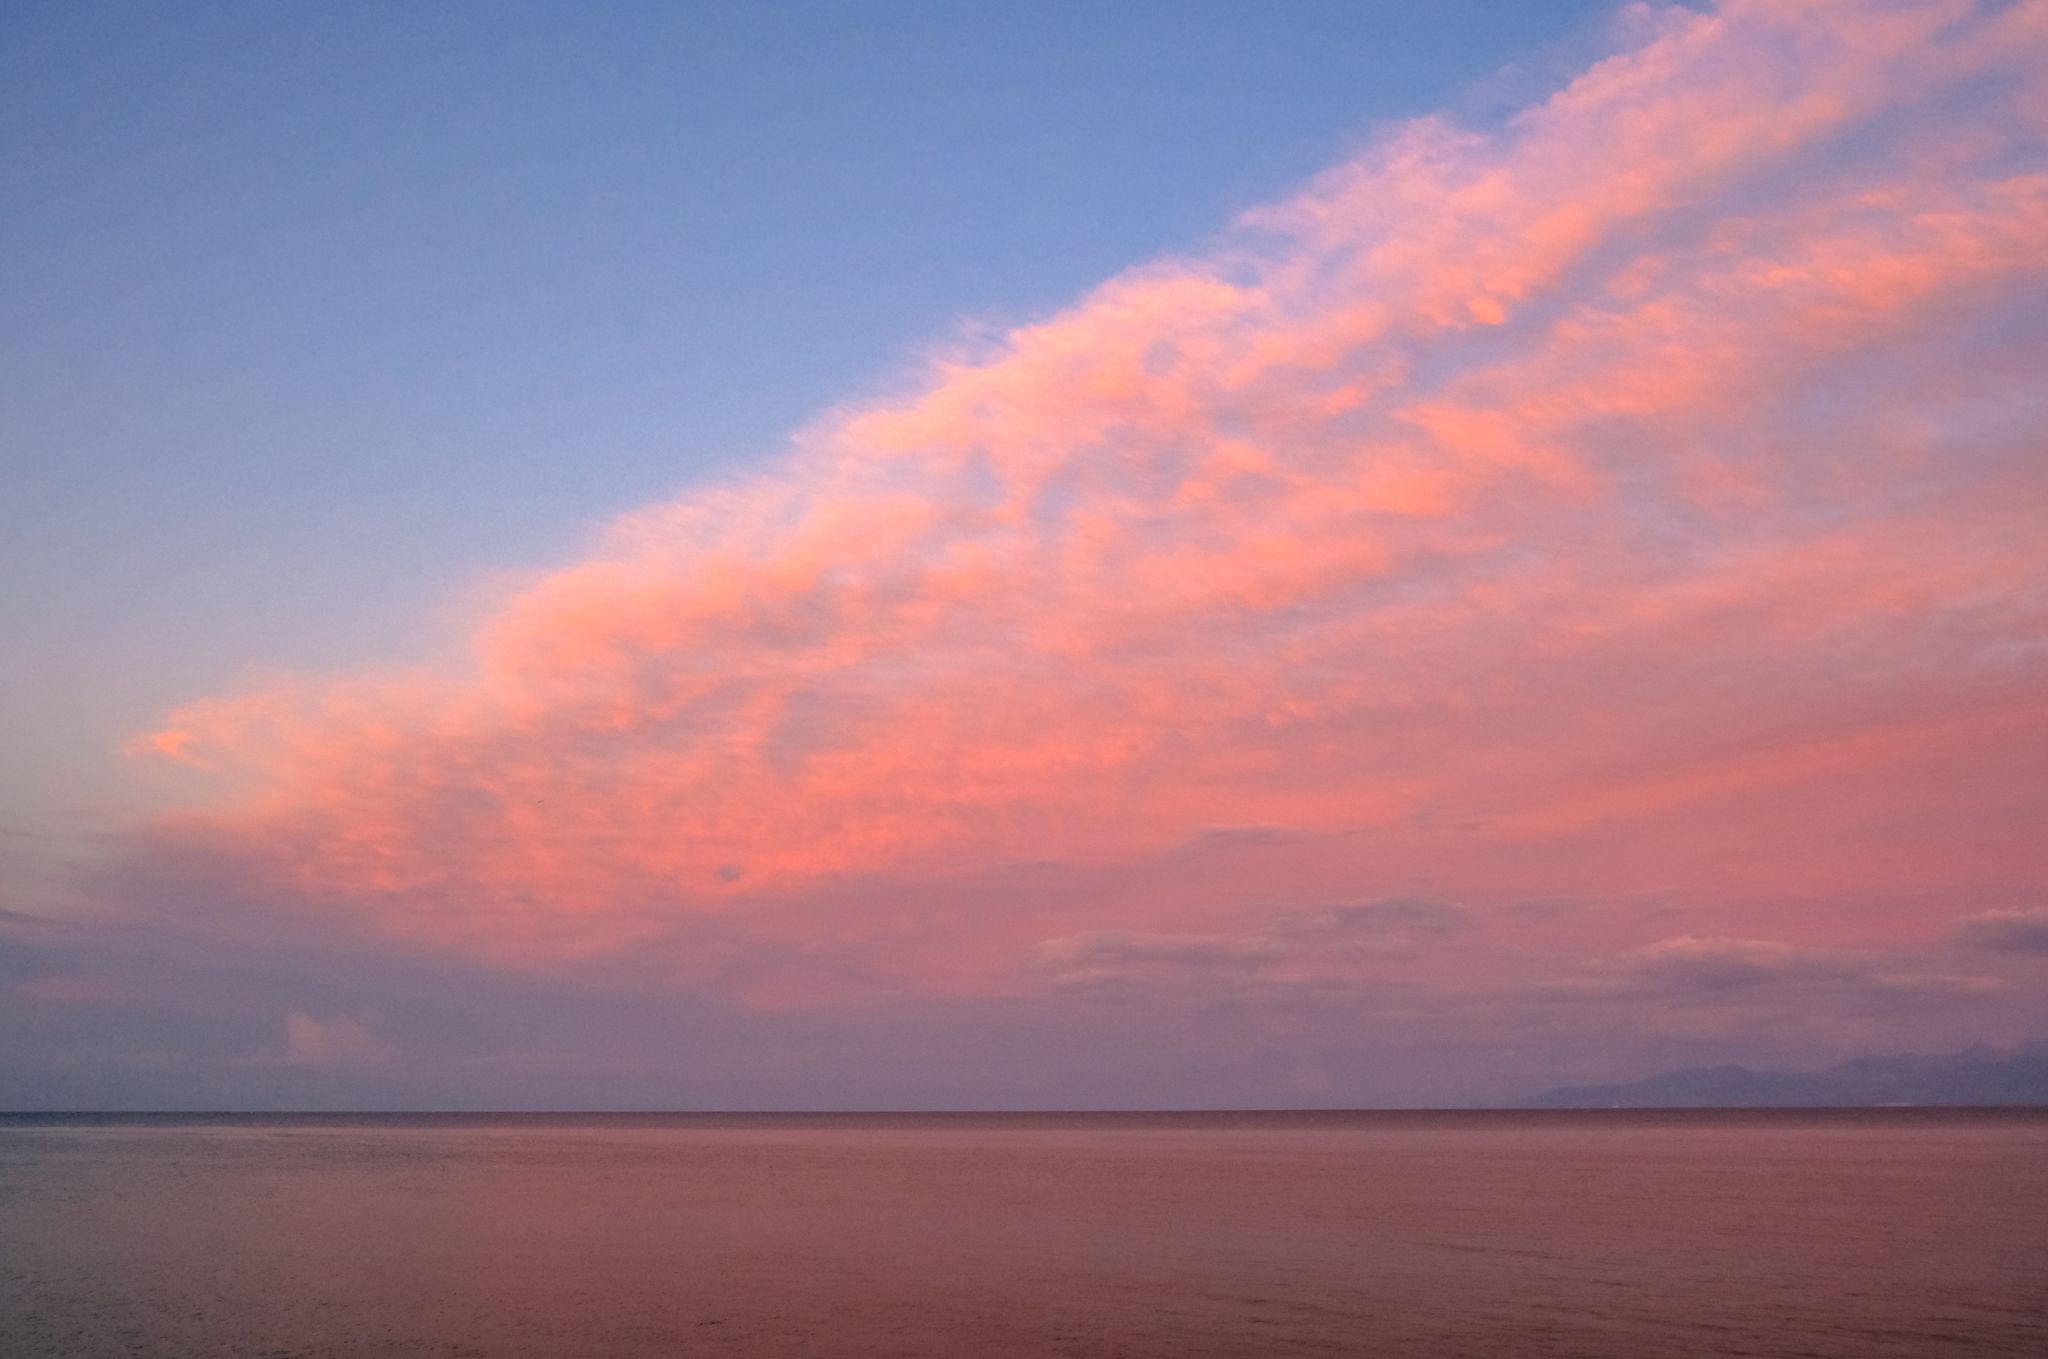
[139,0,2046,1012]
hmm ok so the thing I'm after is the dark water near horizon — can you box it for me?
[2,1111,2043,1358]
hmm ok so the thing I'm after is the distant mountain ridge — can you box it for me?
[1519,1043,2048,1109]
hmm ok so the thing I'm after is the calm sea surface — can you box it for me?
[2,1110,2043,1358]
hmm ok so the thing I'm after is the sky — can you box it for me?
[2,0,2045,1110]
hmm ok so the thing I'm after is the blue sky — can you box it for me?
[2,0,1607,836]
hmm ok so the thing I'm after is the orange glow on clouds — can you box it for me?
[137,0,2048,996]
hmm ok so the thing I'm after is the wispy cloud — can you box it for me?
[1534,934,2008,1006]
[1954,908,2048,955]
[1037,897,1472,992]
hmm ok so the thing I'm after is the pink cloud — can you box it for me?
[135,0,2048,1008]
[283,1012,394,1066]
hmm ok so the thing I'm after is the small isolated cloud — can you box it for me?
[284,1012,393,1066]
[1953,908,2048,955]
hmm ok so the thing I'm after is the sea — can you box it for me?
[1,1110,2043,1357]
